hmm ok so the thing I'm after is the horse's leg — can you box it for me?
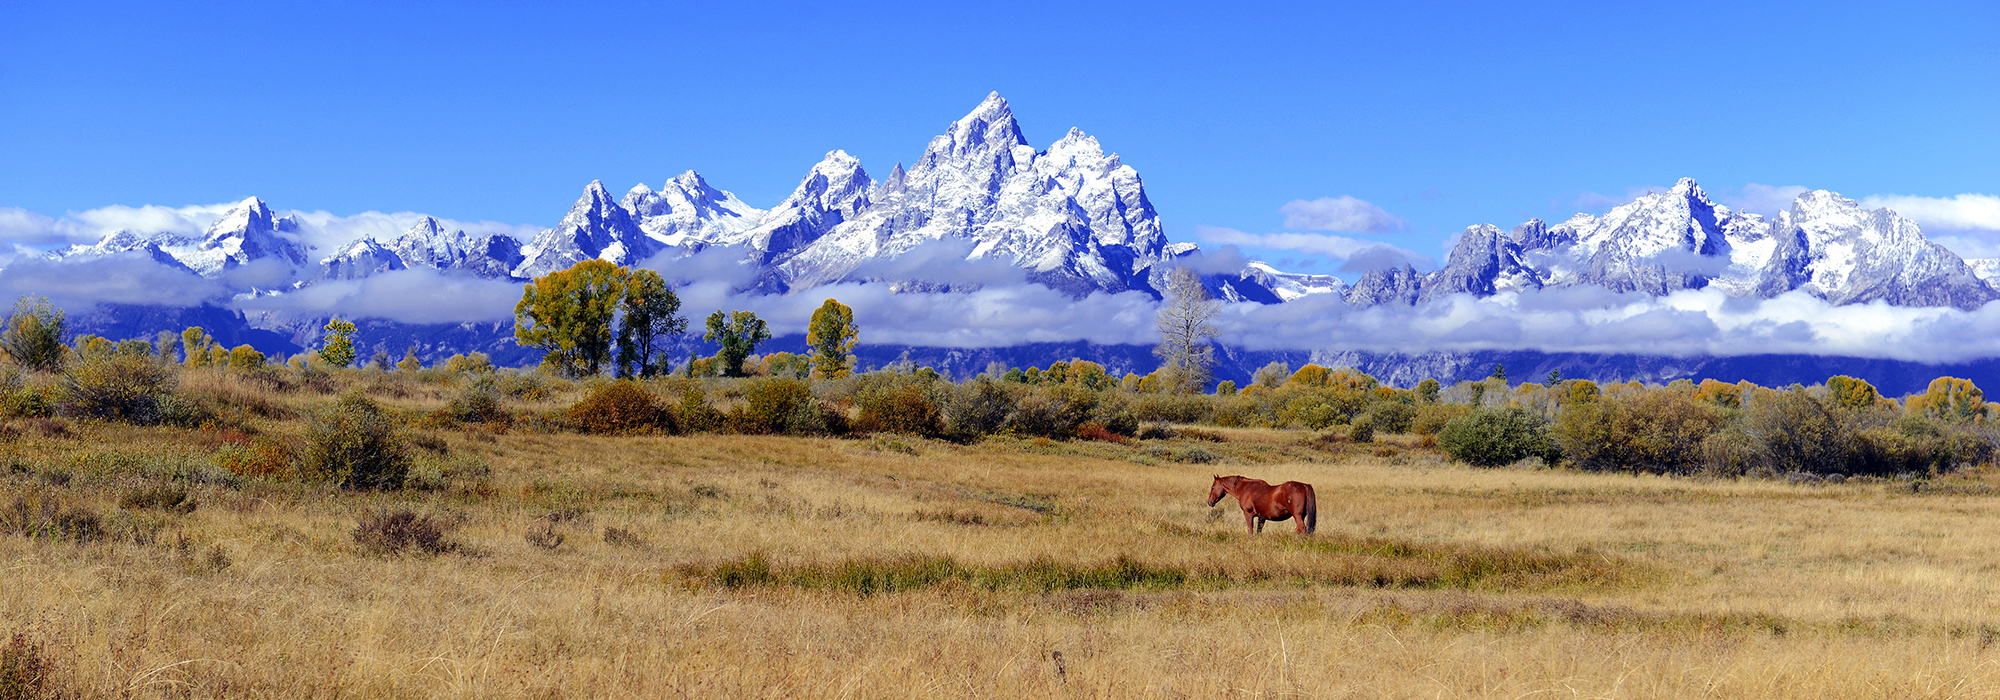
[1256,517,1265,533]
[1242,508,1257,534]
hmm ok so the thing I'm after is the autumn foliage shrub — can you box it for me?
[568,381,676,435]
[301,393,410,489]
[858,384,944,438]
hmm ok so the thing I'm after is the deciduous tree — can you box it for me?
[704,310,770,378]
[319,318,357,368]
[616,269,685,378]
[516,259,626,378]
[1153,267,1219,394]
[806,298,859,379]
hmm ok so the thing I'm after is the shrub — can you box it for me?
[2,296,66,373]
[1554,388,1722,474]
[1410,403,1469,436]
[301,393,410,489]
[352,508,459,555]
[58,351,175,424]
[858,384,944,438]
[676,387,724,433]
[943,378,1015,440]
[735,378,823,435]
[1347,414,1375,443]
[1283,387,1369,430]
[1076,421,1130,444]
[1131,392,1211,424]
[1437,407,1555,467]
[438,379,509,426]
[1089,393,1140,437]
[1742,389,1851,475]
[1007,385,1098,439]
[1368,401,1417,434]
[568,380,676,435]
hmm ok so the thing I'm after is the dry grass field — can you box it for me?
[10,383,2000,698]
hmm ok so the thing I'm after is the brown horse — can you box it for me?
[1208,475,1316,535]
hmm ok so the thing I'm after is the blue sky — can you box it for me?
[3,1,1997,271]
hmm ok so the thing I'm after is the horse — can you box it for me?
[1207,475,1316,535]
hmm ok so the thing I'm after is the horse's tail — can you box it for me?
[1299,484,1317,534]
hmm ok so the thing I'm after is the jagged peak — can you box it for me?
[931,91,1028,158]
[668,170,710,190]
[626,182,656,198]
[403,216,447,239]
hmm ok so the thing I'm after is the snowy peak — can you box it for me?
[513,180,654,278]
[622,170,765,246]
[1364,178,1998,310]
[929,91,1029,161]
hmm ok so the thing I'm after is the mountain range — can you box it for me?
[39,93,2000,392]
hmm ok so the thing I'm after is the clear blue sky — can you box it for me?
[3,1,1995,265]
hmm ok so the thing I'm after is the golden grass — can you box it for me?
[10,407,2000,697]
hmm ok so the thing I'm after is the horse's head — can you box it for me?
[1208,475,1230,506]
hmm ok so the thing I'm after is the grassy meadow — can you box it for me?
[8,368,2000,698]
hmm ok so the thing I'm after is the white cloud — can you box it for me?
[1860,193,2000,232]
[234,268,523,324]
[0,251,228,308]
[1193,225,1435,269]
[1277,196,1409,233]
[1211,286,2000,364]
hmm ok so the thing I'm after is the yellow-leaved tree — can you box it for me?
[516,259,627,378]
[806,298,858,379]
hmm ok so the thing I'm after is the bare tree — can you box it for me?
[1153,267,1220,393]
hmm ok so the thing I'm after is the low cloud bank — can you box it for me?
[235,269,523,325]
[1217,287,2000,364]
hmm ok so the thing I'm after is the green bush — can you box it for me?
[1347,414,1375,443]
[568,381,675,435]
[58,351,175,424]
[439,379,509,426]
[301,393,410,489]
[1437,407,1555,467]
[1367,401,1416,434]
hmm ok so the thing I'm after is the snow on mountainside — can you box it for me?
[62,197,309,283]
[1352,178,1999,310]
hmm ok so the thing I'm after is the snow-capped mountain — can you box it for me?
[498,92,1179,298]
[1350,178,1998,310]
[318,217,524,281]
[514,181,656,279]
[61,197,309,282]
[620,171,766,247]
